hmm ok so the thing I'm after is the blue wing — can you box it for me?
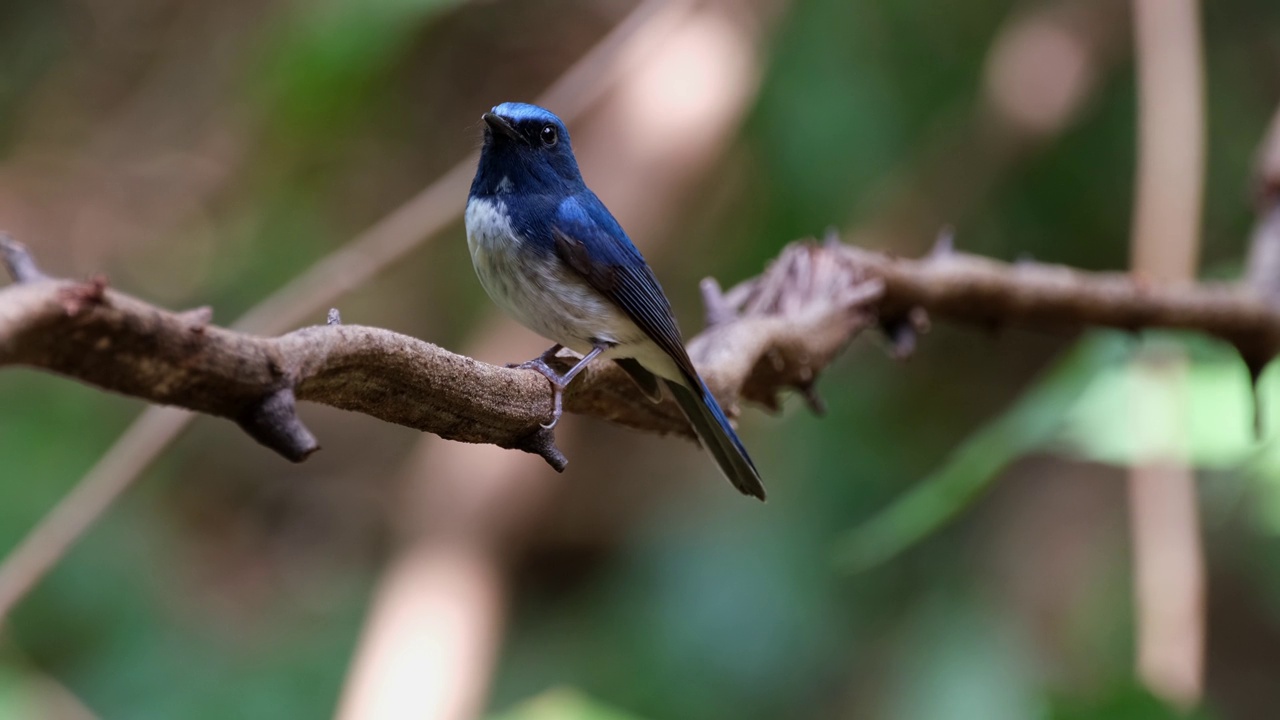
[550,193,698,379]
[547,193,766,500]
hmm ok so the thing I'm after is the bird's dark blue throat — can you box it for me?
[471,103,583,198]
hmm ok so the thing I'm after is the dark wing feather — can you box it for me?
[550,194,766,500]
[550,194,699,383]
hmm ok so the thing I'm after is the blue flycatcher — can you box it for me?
[464,102,765,500]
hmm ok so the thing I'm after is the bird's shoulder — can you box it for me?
[551,192,646,268]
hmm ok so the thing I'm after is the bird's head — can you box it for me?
[473,102,582,196]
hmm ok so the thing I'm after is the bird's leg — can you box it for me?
[514,343,608,429]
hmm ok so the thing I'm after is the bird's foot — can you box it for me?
[511,343,608,430]
[512,345,569,429]
[514,356,570,429]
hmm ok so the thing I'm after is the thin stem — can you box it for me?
[1127,0,1207,707]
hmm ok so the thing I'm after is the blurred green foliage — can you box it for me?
[257,0,464,139]
[839,329,1280,573]
[836,332,1132,572]
[1,0,1279,718]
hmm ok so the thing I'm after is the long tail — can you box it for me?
[664,377,766,501]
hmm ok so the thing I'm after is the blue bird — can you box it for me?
[465,102,765,500]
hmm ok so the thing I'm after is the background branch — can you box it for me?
[843,238,1280,376]
[1127,0,1206,707]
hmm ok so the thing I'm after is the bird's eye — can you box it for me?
[540,125,558,147]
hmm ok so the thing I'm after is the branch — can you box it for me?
[0,234,879,470]
[5,230,1280,471]
[841,233,1280,377]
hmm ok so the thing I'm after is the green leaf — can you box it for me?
[834,333,1131,572]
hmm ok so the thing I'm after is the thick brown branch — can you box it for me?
[5,232,1280,469]
[0,236,877,469]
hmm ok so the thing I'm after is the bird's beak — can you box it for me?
[482,112,524,144]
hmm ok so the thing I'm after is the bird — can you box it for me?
[464,102,766,500]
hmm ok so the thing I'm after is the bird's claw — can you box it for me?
[537,383,564,430]
[514,355,569,429]
[512,343,605,431]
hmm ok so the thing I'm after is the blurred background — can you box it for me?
[1,0,1279,717]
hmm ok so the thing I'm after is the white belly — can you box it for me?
[465,197,649,358]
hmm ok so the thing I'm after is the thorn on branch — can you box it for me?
[514,425,568,472]
[235,387,320,462]
[700,277,737,327]
[1241,346,1270,388]
[837,278,885,311]
[179,306,214,332]
[823,226,842,248]
[327,308,342,326]
[1,233,48,283]
[798,381,826,416]
[880,307,930,360]
[929,226,956,258]
[58,277,108,316]
[881,318,917,358]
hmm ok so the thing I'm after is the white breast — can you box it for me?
[464,197,647,358]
